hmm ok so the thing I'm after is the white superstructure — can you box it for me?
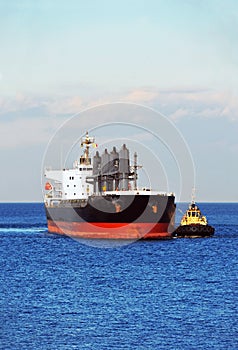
[45,165,94,201]
[44,132,96,203]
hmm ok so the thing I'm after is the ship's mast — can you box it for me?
[80,131,96,165]
[133,152,137,190]
[132,152,142,190]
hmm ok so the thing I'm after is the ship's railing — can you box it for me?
[95,189,175,196]
[45,198,88,208]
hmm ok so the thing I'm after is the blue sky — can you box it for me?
[1,0,237,93]
[0,0,238,201]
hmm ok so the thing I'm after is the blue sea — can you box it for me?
[0,203,237,350]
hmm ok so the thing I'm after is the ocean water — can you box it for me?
[0,203,237,350]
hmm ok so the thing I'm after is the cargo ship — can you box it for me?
[44,132,176,240]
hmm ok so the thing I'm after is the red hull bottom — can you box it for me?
[47,220,172,240]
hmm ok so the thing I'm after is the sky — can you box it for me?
[0,0,238,202]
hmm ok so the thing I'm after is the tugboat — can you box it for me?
[173,199,215,238]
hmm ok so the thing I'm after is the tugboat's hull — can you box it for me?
[45,194,176,240]
[173,224,214,238]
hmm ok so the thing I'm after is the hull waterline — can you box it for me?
[45,194,176,240]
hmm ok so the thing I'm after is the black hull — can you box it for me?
[45,194,176,239]
[173,224,215,238]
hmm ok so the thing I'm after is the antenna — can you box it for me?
[191,187,196,204]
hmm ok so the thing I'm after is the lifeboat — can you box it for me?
[45,182,52,191]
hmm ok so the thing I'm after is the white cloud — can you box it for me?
[0,94,40,114]
[2,88,237,123]
[0,86,238,151]
[45,95,84,115]
[169,108,190,121]
[0,117,63,149]
[122,89,158,103]
[122,88,238,122]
